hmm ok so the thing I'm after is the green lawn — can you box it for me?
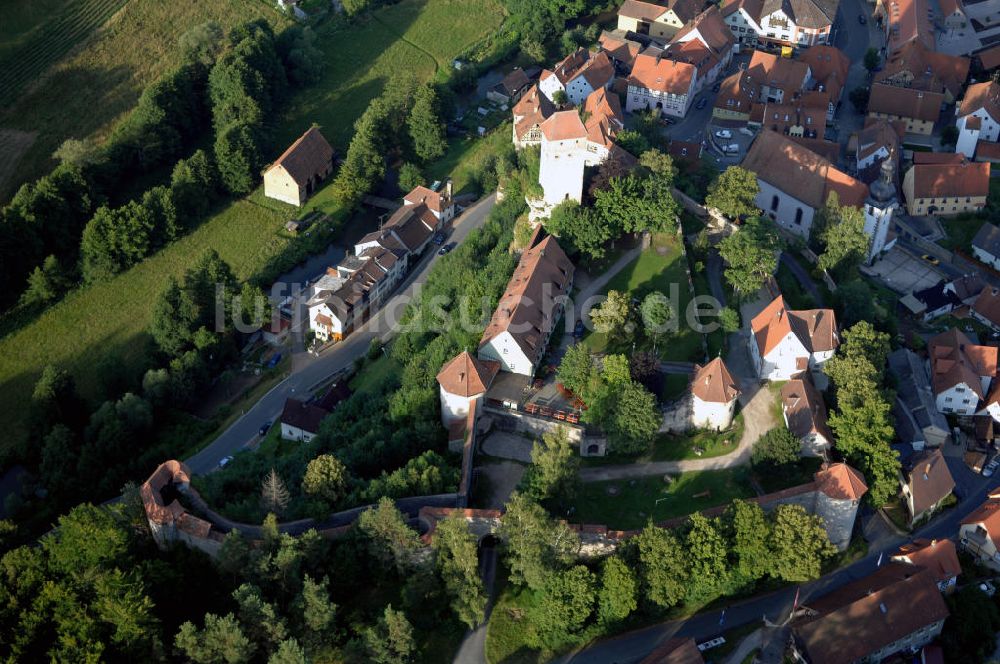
[271,0,504,152]
[651,415,744,462]
[349,354,401,395]
[755,456,823,494]
[567,467,757,530]
[582,233,706,363]
[0,0,504,454]
[940,213,989,253]
[661,373,690,401]
[0,0,290,198]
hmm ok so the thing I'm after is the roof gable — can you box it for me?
[267,126,334,186]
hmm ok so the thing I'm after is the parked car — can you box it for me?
[858,13,867,23]
[438,241,457,256]
[432,232,446,245]
[219,455,234,468]
[259,421,272,437]
[980,580,997,597]
[715,129,733,139]
[724,143,740,154]
[696,97,708,109]
[921,254,940,266]
[984,458,999,477]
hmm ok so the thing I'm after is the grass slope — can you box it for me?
[566,468,757,530]
[0,0,290,198]
[0,0,504,453]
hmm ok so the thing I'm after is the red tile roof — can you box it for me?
[751,294,839,358]
[959,80,1000,121]
[539,110,589,141]
[691,357,740,403]
[781,375,833,442]
[629,50,697,95]
[795,563,949,664]
[907,159,991,201]
[928,328,997,399]
[814,462,868,501]
[479,233,575,364]
[904,448,955,518]
[892,538,961,585]
[868,83,944,122]
[742,131,867,209]
[436,351,500,397]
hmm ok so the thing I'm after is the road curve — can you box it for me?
[184,194,498,475]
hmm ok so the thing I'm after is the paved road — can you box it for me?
[779,252,825,308]
[562,469,1000,664]
[184,194,498,475]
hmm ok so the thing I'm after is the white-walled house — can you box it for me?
[781,375,833,456]
[690,358,740,430]
[720,0,765,44]
[436,351,500,426]
[528,90,625,220]
[616,0,704,40]
[742,130,867,239]
[538,49,615,106]
[750,295,839,381]
[960,491,1000,570]
[928,328,998,415]
[956,81,1000,159]
[263,127,334,207]
[900,448,955,526]
[626,50,698,119]
[478,232,574,377]
[973,223,1000,270]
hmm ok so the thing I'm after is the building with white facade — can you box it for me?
[478,231,574,377]
[538,49,615,106]
[742,130,867,239]
[973,222,1000,270]
[852,119,902,175]
[720,0,838,47]
[512,84,555,148]
[863,157,900,263]
[436,351,500,426]
[791,563,949,663]
[616,0,705,40]
[626,49,698,119]
[781,375,833,456]
[526,89,626,220]
[957,80,1000,159]
[690,357,740,430]
[900,448,955,526]
[928,328,998,415]
[961,490,1000,570]
[750,294,839,382]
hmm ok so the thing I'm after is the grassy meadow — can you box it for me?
[0,0,290,198]
[582,233,706,363]
[0,0,506,453]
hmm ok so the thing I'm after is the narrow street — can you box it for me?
[184,194,498,475]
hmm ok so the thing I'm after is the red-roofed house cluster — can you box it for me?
[307,184,454,343]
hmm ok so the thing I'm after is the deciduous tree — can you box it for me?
[706,166,760,220]
[725,500,771,583]
[608,381,660,454]
[636,521,689,608]
[718,216,781,297]
[590,290,632,335]
[357,497,422,574]
[301,454,349,505]
[597,555,637,624]
[751,427,801,467]
[497,492,578,590]
[768,504,836,582]
[524,426,579,502]
[432,513,487,629]
[175,613,255,664]
[528,565,595,648]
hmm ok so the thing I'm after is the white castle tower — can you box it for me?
[863,157,898,264]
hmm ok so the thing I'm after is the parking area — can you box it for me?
[864,246,946,293]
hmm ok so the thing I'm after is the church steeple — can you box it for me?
[868,156,896,206]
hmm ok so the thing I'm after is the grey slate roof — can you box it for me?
[973,222,1000,259]
[761,0,839,29]
[889,348,950,446]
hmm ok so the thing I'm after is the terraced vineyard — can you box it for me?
[0,0,128,108]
